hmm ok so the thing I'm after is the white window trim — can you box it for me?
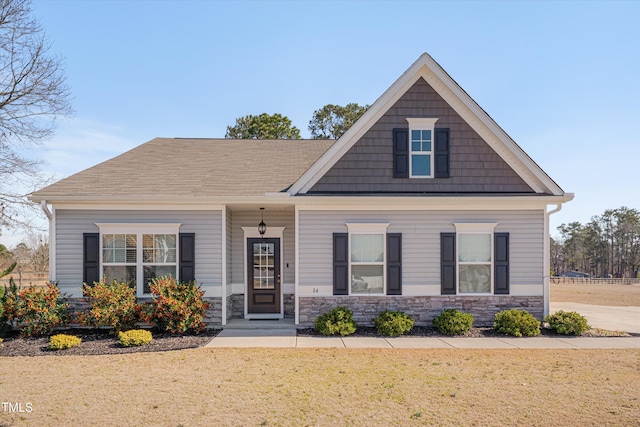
[96,223,181,297]
[453,222,497,295]
[345,223,389,295]
[407,117,439,179]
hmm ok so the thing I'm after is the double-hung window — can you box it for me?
[346,223,389,295]
[454,223,497,294]
[97,224,181,296]
[407,118,438,178]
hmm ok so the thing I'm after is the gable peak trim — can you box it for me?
[287,53,565,197]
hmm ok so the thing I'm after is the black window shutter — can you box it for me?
[83,233,100,285]
[393,128,409,178]
[494,232,510,294]
[434,128,450,178]
[386,233,402,295]
[333,233,349,295]
[440,232,456,295]
[179,233,195,283]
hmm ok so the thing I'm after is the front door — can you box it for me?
[247,238,281,314]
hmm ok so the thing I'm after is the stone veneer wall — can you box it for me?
[283,294,294,318]
[229,294,244,319]
[298,296,543,327]
[203,297,222,325]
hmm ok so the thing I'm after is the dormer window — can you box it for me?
[406,118,438,178]
[393,119,449,179]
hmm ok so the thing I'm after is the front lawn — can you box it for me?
[1,348,638,426]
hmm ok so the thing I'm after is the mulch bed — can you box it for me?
[1,326,631,357]
[0,328,220,357]
[297,326,564,338]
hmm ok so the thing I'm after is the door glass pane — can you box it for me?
[351,265,384,294]
[253,243,275,289]
[459,265,491,293]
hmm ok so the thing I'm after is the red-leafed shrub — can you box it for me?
[3,282,69,337]
[77,280,141,332]
[141,276,209,334]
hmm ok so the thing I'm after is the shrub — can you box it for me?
[118,329,153,347]
[314,306,358,336]
[3,283,69,337]
[545,310,589,336]
[78,280,140,332]
[433,309,474,335]
[374,310,414,336]
[141,276,209,334]
[0,285,5,319]
[48,334,82,350]
[0,284,12,338]
[494,309,541,337]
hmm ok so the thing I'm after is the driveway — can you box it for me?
[550,302,640,334]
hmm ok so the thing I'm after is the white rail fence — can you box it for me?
[0,271,49,288]
[551,277,640,285]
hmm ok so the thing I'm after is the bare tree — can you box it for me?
[0,0,72,233]
[24,231,47,272]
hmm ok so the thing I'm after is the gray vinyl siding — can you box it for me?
[229,209,295,286]
[309,78,534,194]
[298,209,544,295]
[55,209,222,297]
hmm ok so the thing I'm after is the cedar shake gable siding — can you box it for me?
[309,78,534,194]
[31,138,334,199]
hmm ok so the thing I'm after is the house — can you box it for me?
[29,53,573,327]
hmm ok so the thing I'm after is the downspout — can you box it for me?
[40,200,52,220]
[544,203,563,317]
[40,200,55,283]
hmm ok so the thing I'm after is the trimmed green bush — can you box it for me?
[433,309,474,335]
[78,280,140,332]
[48,334,81,350]
[545,310,589,335]
[314,306,358,336]
[141,276,209,334]
[118,329,153,347]
[494,309,541,337]
[374,310,414,336]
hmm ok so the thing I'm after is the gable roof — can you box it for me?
[288,53,566,196]
[30,138,334,202]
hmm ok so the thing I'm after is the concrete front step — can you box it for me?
[221,318,296,330]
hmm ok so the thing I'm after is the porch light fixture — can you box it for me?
[258,207,267,237]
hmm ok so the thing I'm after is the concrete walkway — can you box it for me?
[205,329,640,349]
[204,305,640,349]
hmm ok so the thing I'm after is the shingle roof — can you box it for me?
[31,138,335,200]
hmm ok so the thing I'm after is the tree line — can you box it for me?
[224,103,369,140]
[552,206,640,278]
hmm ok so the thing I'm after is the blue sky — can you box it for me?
[2,0,639,247]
